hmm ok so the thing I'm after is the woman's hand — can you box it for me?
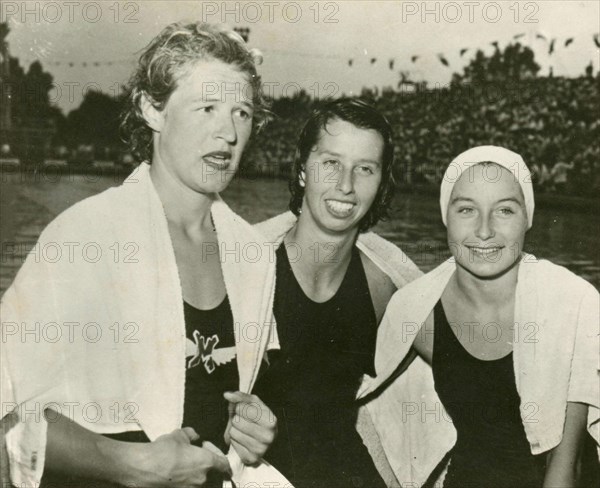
[223,391,278,465]
[137,428,232,487]
[45,410,231,487]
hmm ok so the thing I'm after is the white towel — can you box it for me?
[255,211,422,287]
[1,163,283,486]
[362,255,600,481]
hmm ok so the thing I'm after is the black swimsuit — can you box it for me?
[182,296,237,452]
[40,298,236,488]
[253,244,386,488]
[432,300,545,488]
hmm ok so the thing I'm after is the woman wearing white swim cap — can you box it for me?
[366,145,599,487]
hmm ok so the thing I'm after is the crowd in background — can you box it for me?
[2,75,598,197]
[242,75,600,197]
[3,26,599,197]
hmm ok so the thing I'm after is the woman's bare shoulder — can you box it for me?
[360,250,397,323]
[414,311,434,365]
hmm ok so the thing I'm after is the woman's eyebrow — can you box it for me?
[496,197,524,206]
[191,97,220,103]
[239,100,255,110]
[355,159,382,167]
[450,196,524,206]
[450,196,474,205]
[317,150,342,158]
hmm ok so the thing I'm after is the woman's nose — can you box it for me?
[214,114,237,143]
[475,214,495,240]
[335,166,354,194]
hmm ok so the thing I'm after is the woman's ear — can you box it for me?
[140,92,164,132]
[299,166,306,188]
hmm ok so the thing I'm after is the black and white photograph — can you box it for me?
[1,1,599,487]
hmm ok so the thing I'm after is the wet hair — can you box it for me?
[289,98,396,232]
[120,22,268,163]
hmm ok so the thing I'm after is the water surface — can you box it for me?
[1,173,598,292]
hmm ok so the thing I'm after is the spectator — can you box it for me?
[551,160,575,193]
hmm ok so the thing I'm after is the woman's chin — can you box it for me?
[456,259,519,281]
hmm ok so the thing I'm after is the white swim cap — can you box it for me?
[439,145,535,229]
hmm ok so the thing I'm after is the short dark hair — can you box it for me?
[289,98,396,232]
[120,22,268,163]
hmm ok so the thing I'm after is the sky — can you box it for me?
[3,0,599,114]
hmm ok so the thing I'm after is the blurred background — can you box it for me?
[1,0,599,292]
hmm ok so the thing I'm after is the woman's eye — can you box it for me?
[235,108,252,120]
[323,160,338,167]
[458,207,474,214]
[198,105,213,113]
[356,165,374,175]
[498,207,515,215]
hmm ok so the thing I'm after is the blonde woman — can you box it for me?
[1,23,279,488]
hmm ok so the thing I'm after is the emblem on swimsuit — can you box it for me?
[185,330,236,374]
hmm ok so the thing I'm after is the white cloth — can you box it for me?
[255,211,423,288]
[362,255,600,481]
[440,145,535,228]
[1,163,285,486]
[255,212,450,485]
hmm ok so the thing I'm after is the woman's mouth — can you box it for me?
[203,151,232,170]
[467,246,504,258]
[325,199,355,217]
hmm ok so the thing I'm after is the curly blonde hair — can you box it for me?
[120,22,268,163]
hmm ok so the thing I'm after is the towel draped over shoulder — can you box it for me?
[1,163,285,486]
[361,255,600,484]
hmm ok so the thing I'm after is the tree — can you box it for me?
[1,22,66,162]
[62,90,125,149]
[6,58,64,127]
[453,42,540,84]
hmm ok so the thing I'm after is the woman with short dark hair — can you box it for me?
[255,98,424,487]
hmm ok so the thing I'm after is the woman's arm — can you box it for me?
[413,312,434,365]
[1,411,18,486]
[44,409,231,487]
[543,402,589,488]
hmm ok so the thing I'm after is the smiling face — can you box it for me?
[145,58,254,194]
[446,163,529,279]
[300,118,384,236]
